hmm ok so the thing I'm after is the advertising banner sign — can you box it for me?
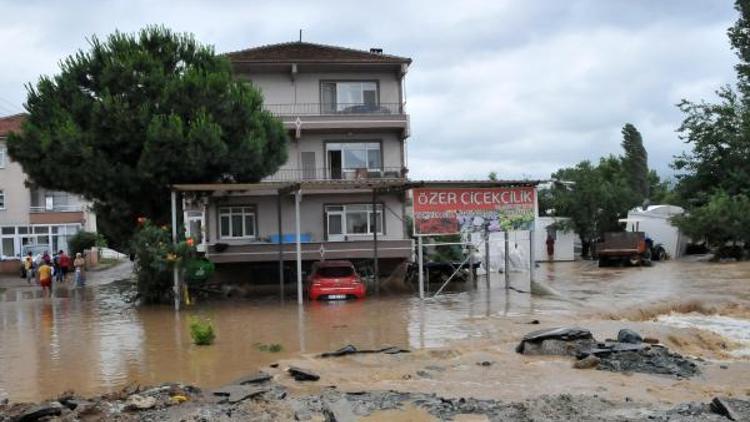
[412,187,536,235]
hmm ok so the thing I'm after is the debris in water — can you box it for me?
[518,327,701,378]
[617,328,643,344]
[515,327,595,356]
[573,355,601,369]
[287,366,320,382]
[318,344,410,358]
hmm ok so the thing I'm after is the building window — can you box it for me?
[326,142,381,179]
[325,204,383,239]
[0,190,4,209]
[321,81,378,113]
[218,207,256,239]
[0,145,6,168]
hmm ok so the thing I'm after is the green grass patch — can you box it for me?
[189,317,216,346]
[254,342,283,353]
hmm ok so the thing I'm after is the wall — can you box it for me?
[0,139,31,226]
[203,191,406,245]
[468,217,575,272]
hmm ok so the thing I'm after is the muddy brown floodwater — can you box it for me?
[1,259,750,405]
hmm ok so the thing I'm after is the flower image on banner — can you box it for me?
[412,187,536,235]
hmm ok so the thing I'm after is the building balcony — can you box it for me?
[29,205,86,225]
[264,103,409,136]
[29,205,84,213]
[264,167,407,182]
[265,102,403,116]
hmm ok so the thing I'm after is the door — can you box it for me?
[185,211,206,252]
[328,150,342,180]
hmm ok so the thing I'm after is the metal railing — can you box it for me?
[265,167,407,182]
[29,205,84,213]
[264,102,403,116]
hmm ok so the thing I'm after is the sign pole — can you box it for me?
[504,230,510,290]
[484,225,491,289]
[529,223,535,288]
[468,242,475,287]
[417,236,424,300]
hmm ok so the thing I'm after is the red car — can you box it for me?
[307,260,366,301]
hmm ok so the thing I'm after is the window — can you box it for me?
[326,143,382,177]
[321,81,378,113]
[0,145,6,168]
[218,207,256,239]
[0,190,4,209]
[325,204,383,239]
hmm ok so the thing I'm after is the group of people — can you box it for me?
[23,250,87,297]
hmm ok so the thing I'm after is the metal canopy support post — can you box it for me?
[417,236,424,300]
[171,191,180,311]
[372,188,379,295]
[277,192,284,301]
[504,231,510,290]
[295,189,303,305]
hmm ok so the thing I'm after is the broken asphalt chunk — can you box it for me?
[232,371,272,385]
[288,366,320,381]
[212,385,268,404]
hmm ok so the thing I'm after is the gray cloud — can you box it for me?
[0,0,738,179]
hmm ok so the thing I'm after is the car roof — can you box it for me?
[314,260,354,268]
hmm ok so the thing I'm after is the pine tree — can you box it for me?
[8,26,288,246]
[620,123,649,203]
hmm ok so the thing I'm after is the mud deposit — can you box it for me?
[2,380,749,422]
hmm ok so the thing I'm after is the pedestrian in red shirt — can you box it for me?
[57,250,71,283]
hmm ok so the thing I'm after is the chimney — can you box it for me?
[369,48,383,55]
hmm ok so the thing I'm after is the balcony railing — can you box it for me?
[265,102,403,117]
[29,205,84,213]
[265,167,407,182]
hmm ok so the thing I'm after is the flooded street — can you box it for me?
[1,259,750,404]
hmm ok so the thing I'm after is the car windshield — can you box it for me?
[316,266,354,278]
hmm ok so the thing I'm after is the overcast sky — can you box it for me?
[0,0,738,180]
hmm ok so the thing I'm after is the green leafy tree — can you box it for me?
[547,154,646,258]
[672,87,750,205]
[672,191,750,257]
[621,123,649,202]
[673,1,750,205]
[7,26,288,247]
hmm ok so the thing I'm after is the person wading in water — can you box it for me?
[37,260,53,297]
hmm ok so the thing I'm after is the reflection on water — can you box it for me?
[1,259,750,402]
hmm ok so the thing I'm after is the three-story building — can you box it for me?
[177,42,414,280]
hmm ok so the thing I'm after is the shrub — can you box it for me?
[68,231,107,255]
[189,317,215,345]
[131,219,196,303]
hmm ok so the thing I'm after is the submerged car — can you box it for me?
[307,260,366,301]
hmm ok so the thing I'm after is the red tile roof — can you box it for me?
[0,113,26,137]
[225,41,411,65]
